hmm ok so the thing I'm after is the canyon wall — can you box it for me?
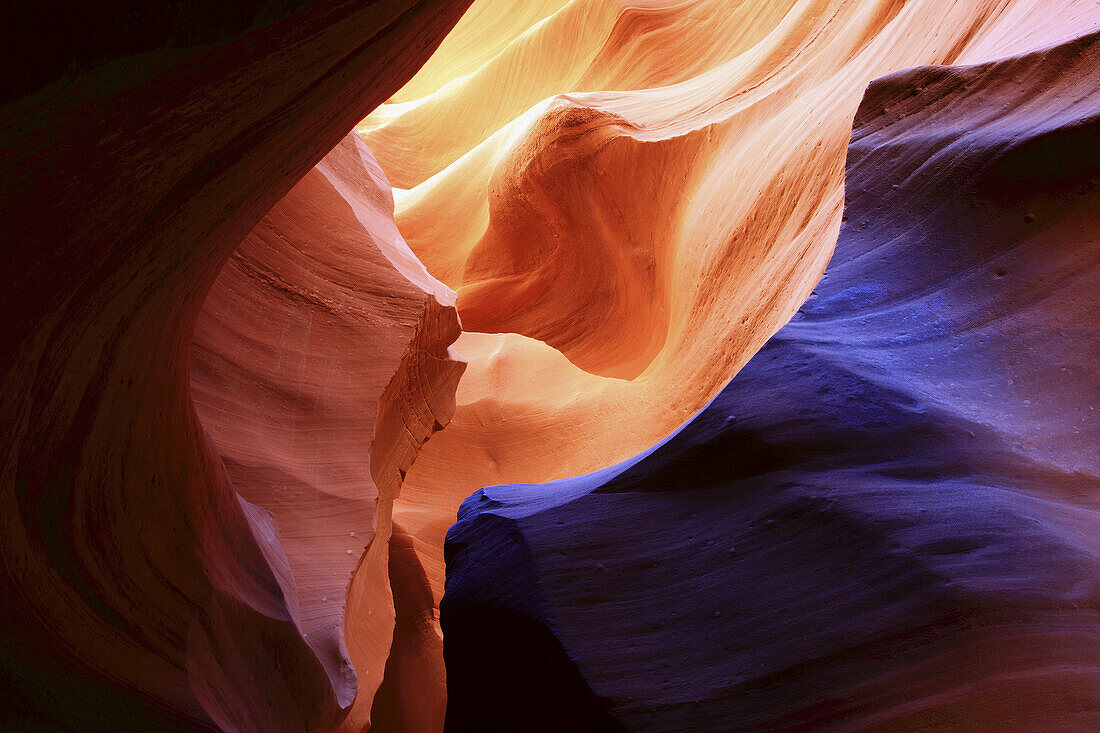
[358,0,1100,723]
[0,1,470,729]
[442,30,1100,730]
[1,0,1097,730]
[191,133,465,731]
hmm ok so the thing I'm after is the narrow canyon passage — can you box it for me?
[1,1,1099,732]
[353,2,1100,728]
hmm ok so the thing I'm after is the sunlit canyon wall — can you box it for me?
[1,1,1097,731]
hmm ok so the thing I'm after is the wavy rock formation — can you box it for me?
[0,2,469,730]
[3,0,1098,730]
[358,0,1100,721]
[443,31,1100,731]
[191,132,464,731]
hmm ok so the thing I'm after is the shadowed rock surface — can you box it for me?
[2,1,1098,730]
[362,8,1100,712]
[0,2,469,730]
[442,32,1100,731]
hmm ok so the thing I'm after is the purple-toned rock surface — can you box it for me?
[442,32,1100,732]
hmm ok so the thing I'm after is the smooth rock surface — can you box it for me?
[0,2,469,729]
[442,31,1100,731]
[192,132,464,731]
[358,1,1100,720]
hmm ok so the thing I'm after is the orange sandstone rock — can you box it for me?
[358,0,1100,724]
[192,133,464,731]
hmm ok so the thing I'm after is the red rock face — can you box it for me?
[440,30,1100,731]
[191,133,464,731]
[356,1,1100,725]
[0,1,469,730]
[2,1,1099,731]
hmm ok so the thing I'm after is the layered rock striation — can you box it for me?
[191,133,464,731]
[2,0,1098,730]
[0,2,469,730]
[358,1,1100,722]
[442,31,1100,731]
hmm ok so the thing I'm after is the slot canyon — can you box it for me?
[1,0,1098,731]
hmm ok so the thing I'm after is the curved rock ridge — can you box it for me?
[358,0,1100,718]
[442,31,1100,731]
[0,1,470,730]
[191,132,464,731]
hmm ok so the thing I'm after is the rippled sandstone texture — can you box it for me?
[191,132,465,732]
[2,0,1099,731]
[358,0,1100,722]
[0,1,469,730]
[443,31,1100,731]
